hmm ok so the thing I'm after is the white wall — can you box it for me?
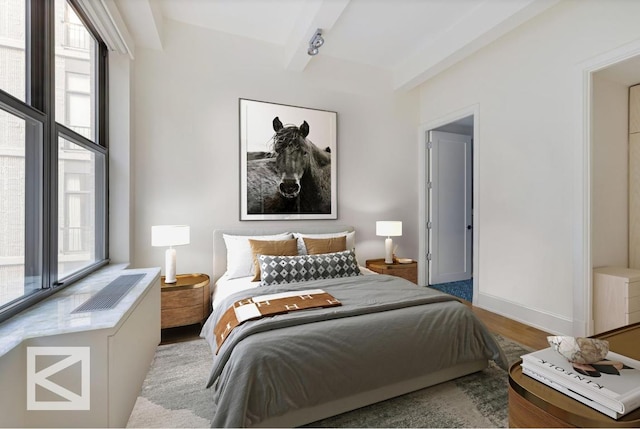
[124,19,419,277]
[417,0,640,334]
[591,74,629,269]
[109,52,134,264]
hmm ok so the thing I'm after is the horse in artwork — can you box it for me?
[246,117,332,214]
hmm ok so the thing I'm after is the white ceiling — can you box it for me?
[113,0,559,90]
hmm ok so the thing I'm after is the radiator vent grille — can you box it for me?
[72,274,145,313]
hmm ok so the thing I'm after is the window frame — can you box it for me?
[0,0,109,322]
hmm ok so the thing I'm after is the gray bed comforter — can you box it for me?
[201,274,507,428]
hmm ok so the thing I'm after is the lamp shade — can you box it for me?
[151,225,190,247]
[376,221,402,237]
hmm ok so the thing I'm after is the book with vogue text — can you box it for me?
[521,347,640,416]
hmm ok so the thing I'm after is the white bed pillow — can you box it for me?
[223,233,292,279]
[293,231,355,255]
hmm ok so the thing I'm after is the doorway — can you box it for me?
[588,55,640,335]
[419,112,476,303]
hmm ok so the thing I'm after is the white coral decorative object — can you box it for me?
[547,336,609,364]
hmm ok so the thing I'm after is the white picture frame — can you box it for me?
[240,99,337,220]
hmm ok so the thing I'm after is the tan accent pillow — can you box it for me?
[249,238,298,281]
[302,236,347,255]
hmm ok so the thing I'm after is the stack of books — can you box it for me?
[521,347,640,419]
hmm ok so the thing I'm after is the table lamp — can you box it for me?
[151,225,190,283]
[376,221,402,264]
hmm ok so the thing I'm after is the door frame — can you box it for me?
[428,130,473,285]
[574,40,640,336]
[418,104,479,303]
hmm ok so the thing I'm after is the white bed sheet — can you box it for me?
[211,266,377,311]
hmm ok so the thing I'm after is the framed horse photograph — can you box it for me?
[239,99,337,220]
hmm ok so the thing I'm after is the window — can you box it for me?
[64,72,91,139]
[0,0,25,101]
[58,136,105,278]
[0,0,108,321]
[56,1,96,141]
[0,108,42,308]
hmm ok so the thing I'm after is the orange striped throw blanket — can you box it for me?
[214,289,341,353]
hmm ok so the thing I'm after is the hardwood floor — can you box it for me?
[161,302,552,350]
[160,323,202,345]
[464,301,551,350]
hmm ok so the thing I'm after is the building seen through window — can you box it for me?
[0,0,30,307]
[55,0,99,279]
[0,0,106,313]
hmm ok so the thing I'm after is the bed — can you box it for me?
[201,226,507,428]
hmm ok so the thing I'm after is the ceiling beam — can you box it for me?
[283,0,350,72]
[114,0,164,52]
[393,0,560,91]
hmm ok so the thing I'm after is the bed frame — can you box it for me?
[211,225,488,428]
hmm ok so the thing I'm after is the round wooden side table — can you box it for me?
[160,273,210,329]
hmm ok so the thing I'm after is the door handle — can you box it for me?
[467,225,472,230]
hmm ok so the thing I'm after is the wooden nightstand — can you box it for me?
[365,258,418,284]
[161,273,211,329]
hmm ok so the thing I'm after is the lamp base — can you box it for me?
[165,247,177,283]
[385,237,394,264]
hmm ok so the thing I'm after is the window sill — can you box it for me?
[0,263,160,358]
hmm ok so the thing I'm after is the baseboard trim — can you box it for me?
[475,292,573,335]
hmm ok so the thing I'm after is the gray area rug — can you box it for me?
[126,334,530,428]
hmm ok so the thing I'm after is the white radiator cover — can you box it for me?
[0,267,161,428]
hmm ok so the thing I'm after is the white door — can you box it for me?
[428,130,472,284]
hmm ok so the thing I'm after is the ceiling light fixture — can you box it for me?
[307,29,324,56]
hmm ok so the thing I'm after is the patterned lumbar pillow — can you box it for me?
[259,249,361,286]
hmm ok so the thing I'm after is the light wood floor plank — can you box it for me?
[463,301,550,350]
